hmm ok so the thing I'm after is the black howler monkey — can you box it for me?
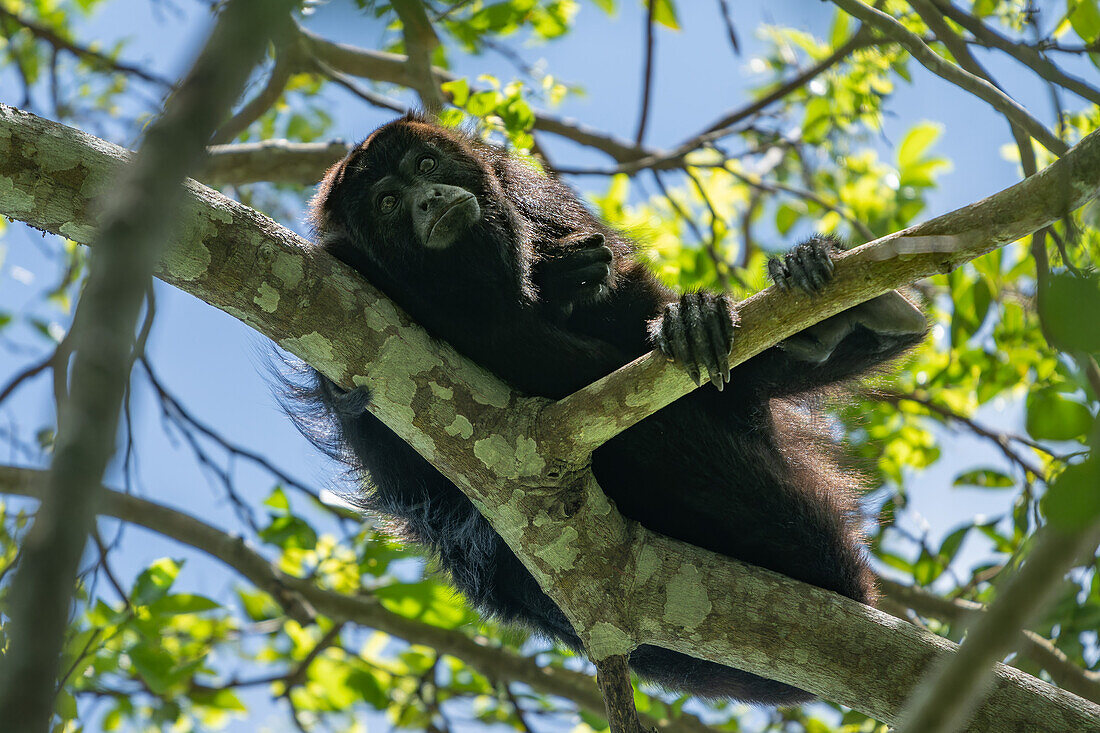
[294,115,926,705]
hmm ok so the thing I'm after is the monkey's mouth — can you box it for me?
[426,194,481,249]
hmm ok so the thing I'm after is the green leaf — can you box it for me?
[237,588,281,622]
[1042,272,1100,353]
[440,78,470,107]
[1042,459,1100,531]
[1026,388,1093,441]
[128,642,178,694]
[953,468,1015,489]
[375,581,474,629]
[259,515,317,550]
[1068,0,1100,42]
[938,524,971,564]
[190,688,247,712]
[829,10,852,48]
[263,486,290,513]
[775,203,800,235]
[147,593,220,616]
[648,0,680,30]
[131,558,181,606]
[592,0,617,14]
[801,96,831,144]
[897,122,942,170]
[54,689,78,721]
[913,548,943,585]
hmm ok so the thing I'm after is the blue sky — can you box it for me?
[1,0,1088,729]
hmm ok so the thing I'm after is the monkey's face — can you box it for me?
[314,119,511,272]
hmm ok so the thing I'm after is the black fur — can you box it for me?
[290,115,925,705]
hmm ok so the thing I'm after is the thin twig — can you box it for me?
[634,0,657,145]
[829,0,1067,155]
[0,6,173,88]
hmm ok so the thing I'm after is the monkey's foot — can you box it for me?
[652,292,737,390]
[323,382,372,417]
[534,233,614,311]
[767,235,838,295]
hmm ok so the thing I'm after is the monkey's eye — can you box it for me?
[379,194,397,213]
[417,155,436,174]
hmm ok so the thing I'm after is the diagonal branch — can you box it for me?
[932,0,1100,107]
[391,0,446,111]
[899,524,1100,732]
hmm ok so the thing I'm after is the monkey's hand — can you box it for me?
[532,233,614,316]
[767,235,836,295]
[767,235,926,363]
[650,291,737,391]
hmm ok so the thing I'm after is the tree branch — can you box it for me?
[932,1,1100,107]
[391,0,446,112]
[3,105,1100,730]
[899,524,1100,732]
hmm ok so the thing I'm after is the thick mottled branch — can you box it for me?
[539,125,1100,456]
[829,0,1067,155]
[0,465,712,733]
[3,107,1100,729]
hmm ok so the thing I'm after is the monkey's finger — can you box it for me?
[701,305,729,391]
[785,252,818,294]
[661,302,699,384]
[682,293,710,387]
[807,241,835,284]
[717,294,736,383]
[563,262,613,288]
[793,246,829,291]
[813,239,836,276]
[767,257,789,290]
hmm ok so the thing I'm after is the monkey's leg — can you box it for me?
[319,378,372,417]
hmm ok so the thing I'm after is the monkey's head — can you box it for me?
[310,116,525,285]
